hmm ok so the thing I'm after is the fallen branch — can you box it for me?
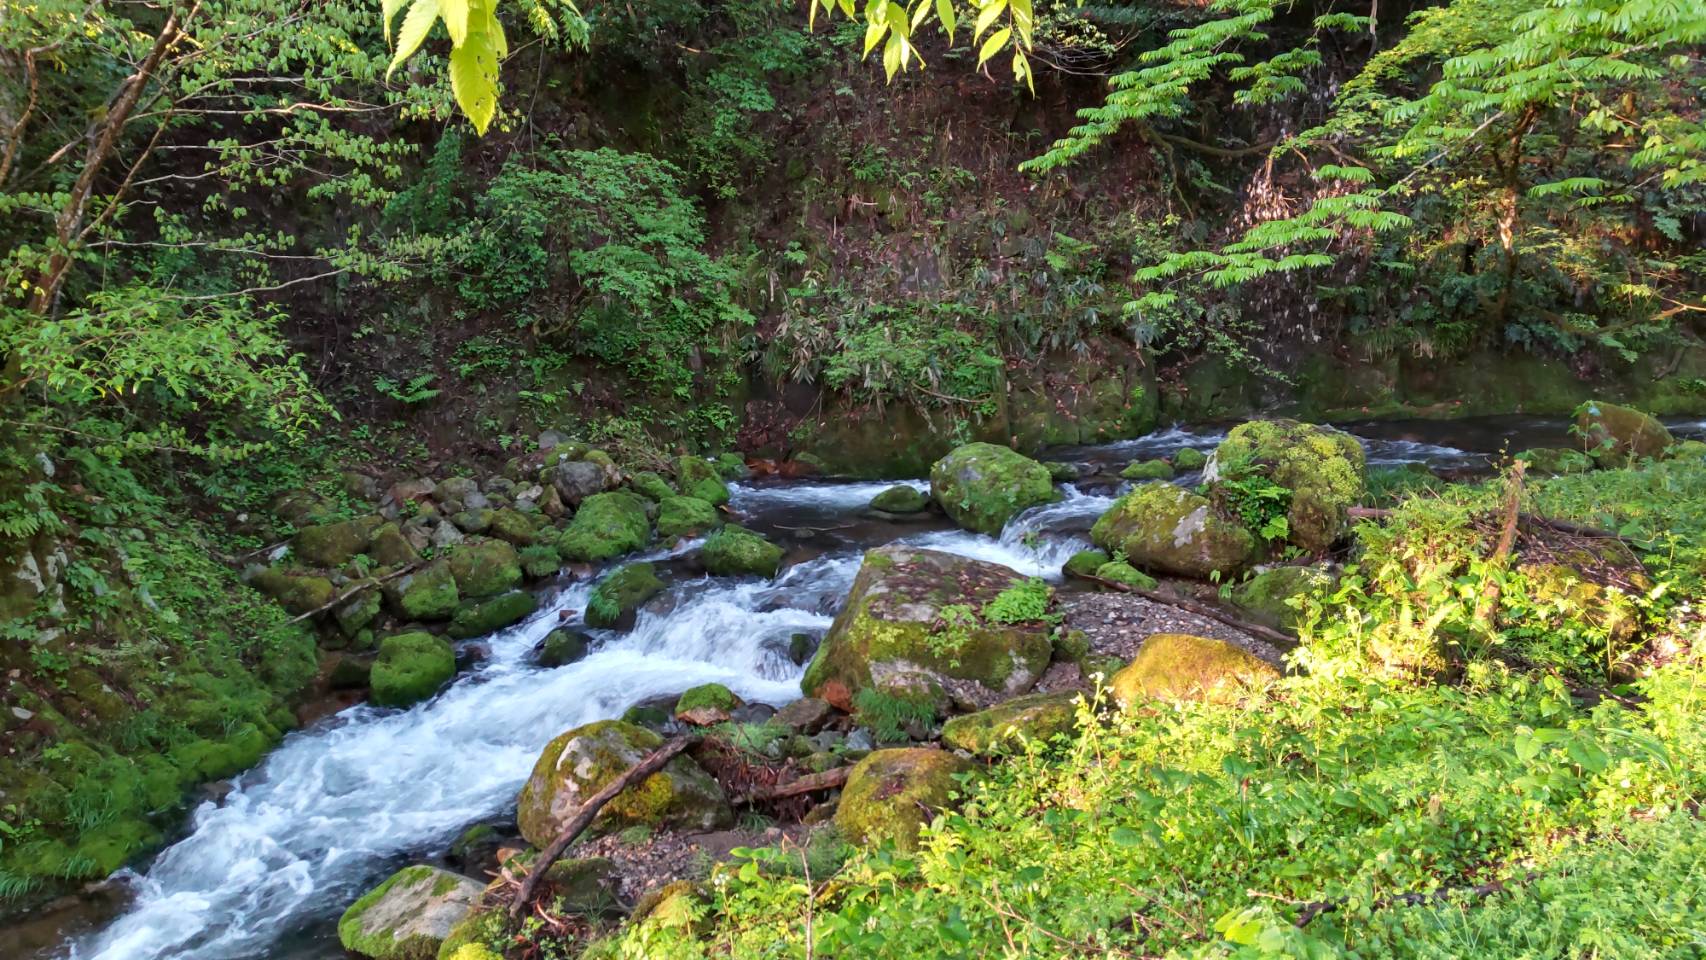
[1294,872,1533,927]
[1069,572,1296,649]
[509,734,701,918]
[285,562,421,624]
[732,767,849,806]
[1348,506,1627,544]
[1474,460,1526,629]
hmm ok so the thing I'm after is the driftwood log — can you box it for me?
[732,767,850,806]
[509,734,701,918]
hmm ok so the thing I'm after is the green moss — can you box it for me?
[656,496,723,540]
[293,516,382,567]
[1212,419,1367,554]
[1518,447,1594,477]
[834,748,975,851]
[675,456,730,506]
[700,527,783,578]
[536,628,589,667]
[630,471,677,502]
[336,587,383,637]
[337,864,481,960]
[929,442,1058,536]
[714,452,751,480]
[1062,549,1110,578]
[1110,633,1278,706]
[676,682,739,713]
[385,561,460,620]
[445,538,522,598]
[447,590,538,639]
[369,522,421,566]
[870,485,929,514]
[1044,461,1079,482]
[249,567,337,615]
[1228,566,1335,631]
[1121,458,1174,481]
[940,691,1079,756]
[557,491,652,563]
[1576,400,1674,463]
[370,632,456,707]
[1094,560,1158,590]
[585,563,665,629]
[486,508,538,546]
[1172,447,1208,471]
[1091,484,1255,580]
[517,543,561,579]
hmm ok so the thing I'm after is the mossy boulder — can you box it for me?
[384,560,460,620]
[336,864,483,960]
[656,496,723,540]
[1575,400,1673,462]
[1094,560,1158,590]
[371,632,456,707]
[1062,549,1110,579]
[557,492,652,563]
[445,538,522,598]
[630,471,676,502]
[1109,633,1278,707]
[586,563,665,630]
[674,683,742,725]
[369,521,421,567]
[1518,447,1594,477]
[700,527,784,578]
[1228,566,1336,631]
[940,691,1080,756]
[1208,419,1367,554]
[870,485,929,514]
[250,567,336,616]
[536,628,591,667]
[715,452,751,480]
[802,547,1054,711]
[293,516,382,568]
[548,460,611,506]
[1121,459,1174,481]
[486,508,538,546]
[518,544,561,579]
[336,587,384,637]
[929,442,1057,535]
[1044,461,1079,482]
[448,590,538,640]
[515,720,732,847]
[1173,447,1208,471]
[1090,484,1255,580]
[675,456,730,506]
[834,748,975,851]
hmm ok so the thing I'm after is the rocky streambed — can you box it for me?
[41,411,1706,960]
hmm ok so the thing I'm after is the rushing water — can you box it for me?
[45,415,1684,959]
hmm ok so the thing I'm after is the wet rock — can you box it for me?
[1172,447,1208,471]
[1110,633,1278,707]
[940,690,1080,756]
[1044,461,1080,481]
[674,683,742,726]
[700,527,783,578]
[774,697,836,734]
[788,632,816,665]
[535,628,591,667]
[370,632,456,707]
[656,496,723,540]
[448,590,537,639]
[929,442,1057,535]
[586,563,664,630]
[1207,419,1366,554]
[869,485,928,514]
[557,492,651,563]
[1090,483,1254,580]
[336,864,482,960]
[834,748,975,851]
[675,456,730,506]
[803,547,1052,711]
[715,452,751,480]
[515,720,732,847]
[1120,458,1174,481]
[1576,400,1672,463]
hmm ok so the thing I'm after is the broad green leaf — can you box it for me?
[388,0,443,77]
[382,0,408,42]
[449,26,498,133]
[973,0,1006,41]
[440,0,469,45]
[978,27,1010,66]
[936,0,956,41]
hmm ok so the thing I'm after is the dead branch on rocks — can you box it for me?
[1069,572,1296,649]
[509,734,701,919]
[1348,505,1627,544]
[285,562,422,624]
[732,767,849,806]
[1474,460,1526,630]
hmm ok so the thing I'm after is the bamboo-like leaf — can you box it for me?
[973,0,1006,41]
[978,27,1010,66]
[936,0,956,41]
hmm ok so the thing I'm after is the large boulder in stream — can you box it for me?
[370,632,456,707]
[1206,419,1367,554]
[556,492,651,563]
[517,720,732,847]
[801,547,1054,711]
[585,562,664,629]
[700,526,784,578]
[337,864,483,960]
[929,442,1057,535]
[445,538,522,598]
[1091,483,1255,580]
[674,455,731,506]
[1576,400,1672,463]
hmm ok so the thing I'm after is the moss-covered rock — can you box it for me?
[518,543,561,579]
[656,496,723,540]
[870,485,929,514]
[674,683,742,725]
[557,492,652,563]
[336,864,483,960]
[1044,461,1080,482]
[802,547,1054,710]
[1208,419,1367,554]
[630,471,676,502]
[1668,439,1706,461]
[1228,566,1335,631]
[1518,447,1595,477]
[336,587,384,637]
[940,691,1080,756]
[384,560,460,620]
[536,628,591,667]
[929,442,1058,535]
[445,538,522,598]
[515,720,732,847]
[715,452,751,480]
[700,527,784,578]
[448,590,538,639]
[371,632,456,707]
[486,508,538,546]
[834,748,975,851]
[293,516,382,568]
[1094,560,1158,590]
[1062,549,1110,579]
[586,563,664,629]
[1110,633,1278,707]
[250,567,336,616]
[370,521,421,567]
[1173,447,1208,471]
[1576,400,1673,463]
[1090,484,1255,580]
[675,456,730,506]
[1121,459,1174,481]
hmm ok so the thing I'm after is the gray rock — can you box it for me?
[336,865,482,959]
[775,697,836,734]
[538,429,570,451]
[430,522,465,549]
[549,461,608,506]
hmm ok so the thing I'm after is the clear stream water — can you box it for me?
[35,416,1706,960]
